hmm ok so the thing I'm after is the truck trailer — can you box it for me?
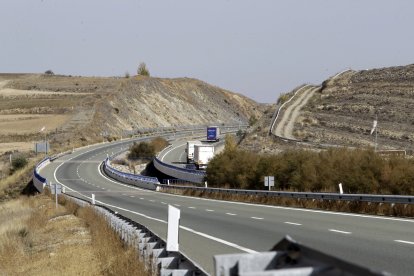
[207,126,220,142]
[185,140,203,163]
[194,144,215,170]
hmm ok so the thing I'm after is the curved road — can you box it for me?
[40,137,414,275]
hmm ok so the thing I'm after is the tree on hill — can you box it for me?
[137,62,150,76]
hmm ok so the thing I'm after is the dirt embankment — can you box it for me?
[0,74,263,148]
[297,65,414,151]
[241,64,414,154]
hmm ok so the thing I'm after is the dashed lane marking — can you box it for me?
[329,229,352,235]
[395,240,414,245]
[206,209,214,212]
[284,222,302,226]
[251,217,263,220]
[226,213,237,216]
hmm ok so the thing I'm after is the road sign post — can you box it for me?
[264,176,275,191]
[50,182,62,209]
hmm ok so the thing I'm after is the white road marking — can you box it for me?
[395,240,414,245]
[174,204,181,207]
[140,198,144,200]
[329,229,352,235]
[130,196,135,198]
[94,153,414,224]
[149,200,155,202]
[251,217,263,220]
[284,222,302,226]
[161,202,167,205]
[188,207,196,209]
[206,209,214,212]
[226,213,237,216]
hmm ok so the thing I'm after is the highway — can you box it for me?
[40,137,414,275]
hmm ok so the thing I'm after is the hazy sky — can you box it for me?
[1,1,413,103]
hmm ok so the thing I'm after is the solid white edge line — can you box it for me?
[329,229,352,235]
[394,240,414,245]
[284,222,301,226]
[53,151,257,254]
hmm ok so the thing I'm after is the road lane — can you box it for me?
[40,139,414,275]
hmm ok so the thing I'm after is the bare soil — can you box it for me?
[0,73,263,154]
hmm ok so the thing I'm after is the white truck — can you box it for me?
[194,145,215,170]
[185,140,203,163]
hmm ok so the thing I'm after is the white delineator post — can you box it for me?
[167,205,181,252]
[92,194,95,205]
[339,183,344,194]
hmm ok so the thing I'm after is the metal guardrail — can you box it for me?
[157,184,414,204]
[102,158,160,190]
[33,157,50,192]
[215,235,386,276]
[153,157,206,184]
[64,195,208,276]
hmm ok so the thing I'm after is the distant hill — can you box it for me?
[0,74,264,150]
[297,64,414,151]
[241,64,414,154]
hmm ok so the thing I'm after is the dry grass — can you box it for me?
[0,157,40,201]
[0,194,150,275]
[0,114,71,135]
[162,188,414,218]
[0,142,34,154]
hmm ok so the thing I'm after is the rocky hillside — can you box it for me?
[240,64,414,154]
[296,65,414,151]
[0,74,263,150]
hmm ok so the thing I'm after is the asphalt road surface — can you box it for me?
[40,138,414,275]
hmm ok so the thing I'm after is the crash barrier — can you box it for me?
[125,123,248,137]
[153,157,206,184]
[33,157,51,192]
[53,194,208,276]
[102,158,160,190]
[157,185,414,205]
[215,235,386,276]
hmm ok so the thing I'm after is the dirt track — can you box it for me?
[275,85,319,139]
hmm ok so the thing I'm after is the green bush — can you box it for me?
[128,142,155,160]
[12,156,28,170]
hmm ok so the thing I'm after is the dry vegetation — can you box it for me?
[298,65,414,150]
[207,142,414,195]
[0,194,149,275]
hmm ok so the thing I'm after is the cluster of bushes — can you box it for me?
[128,137,169,160]
[206,146,414,195]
